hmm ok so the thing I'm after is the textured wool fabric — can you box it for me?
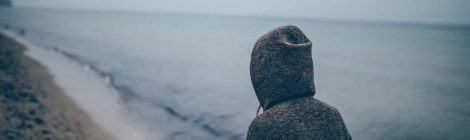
[247,25,351,140]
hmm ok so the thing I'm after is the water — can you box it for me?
[1,7,470,140]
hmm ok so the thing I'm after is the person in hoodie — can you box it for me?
[247,25,352,140]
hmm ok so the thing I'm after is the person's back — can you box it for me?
[247,25,351,140]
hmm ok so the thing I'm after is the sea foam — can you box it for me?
[0,28,158,140]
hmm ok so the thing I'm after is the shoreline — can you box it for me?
[0,31,115,139]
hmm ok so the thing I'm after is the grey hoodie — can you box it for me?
[247,25,351,140]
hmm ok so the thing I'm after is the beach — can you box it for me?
[0,32,114,139]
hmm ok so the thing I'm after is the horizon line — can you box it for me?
[5,5,470,28]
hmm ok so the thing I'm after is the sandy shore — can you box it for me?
[0,32,114,139]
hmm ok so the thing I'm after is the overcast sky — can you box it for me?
[12,0,470,25]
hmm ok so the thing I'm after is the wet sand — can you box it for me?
[0,33,114,139]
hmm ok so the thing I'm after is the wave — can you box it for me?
[1,26,244,140]
[52,43,242,140]
[0,27,154,140]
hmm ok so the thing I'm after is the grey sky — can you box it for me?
[12,0,470,25]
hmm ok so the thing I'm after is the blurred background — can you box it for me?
[1,0,469,139]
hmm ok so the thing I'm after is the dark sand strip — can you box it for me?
[0,33,114,140]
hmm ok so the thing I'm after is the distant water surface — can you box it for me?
[1,7,470,140]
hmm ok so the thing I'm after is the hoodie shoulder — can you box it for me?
[247,97,352,140]
[246,111,281,140]
[308,98,352,140]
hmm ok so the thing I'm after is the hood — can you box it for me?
[250,25,315,110]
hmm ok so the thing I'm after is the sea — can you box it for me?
[1,7,470,140]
